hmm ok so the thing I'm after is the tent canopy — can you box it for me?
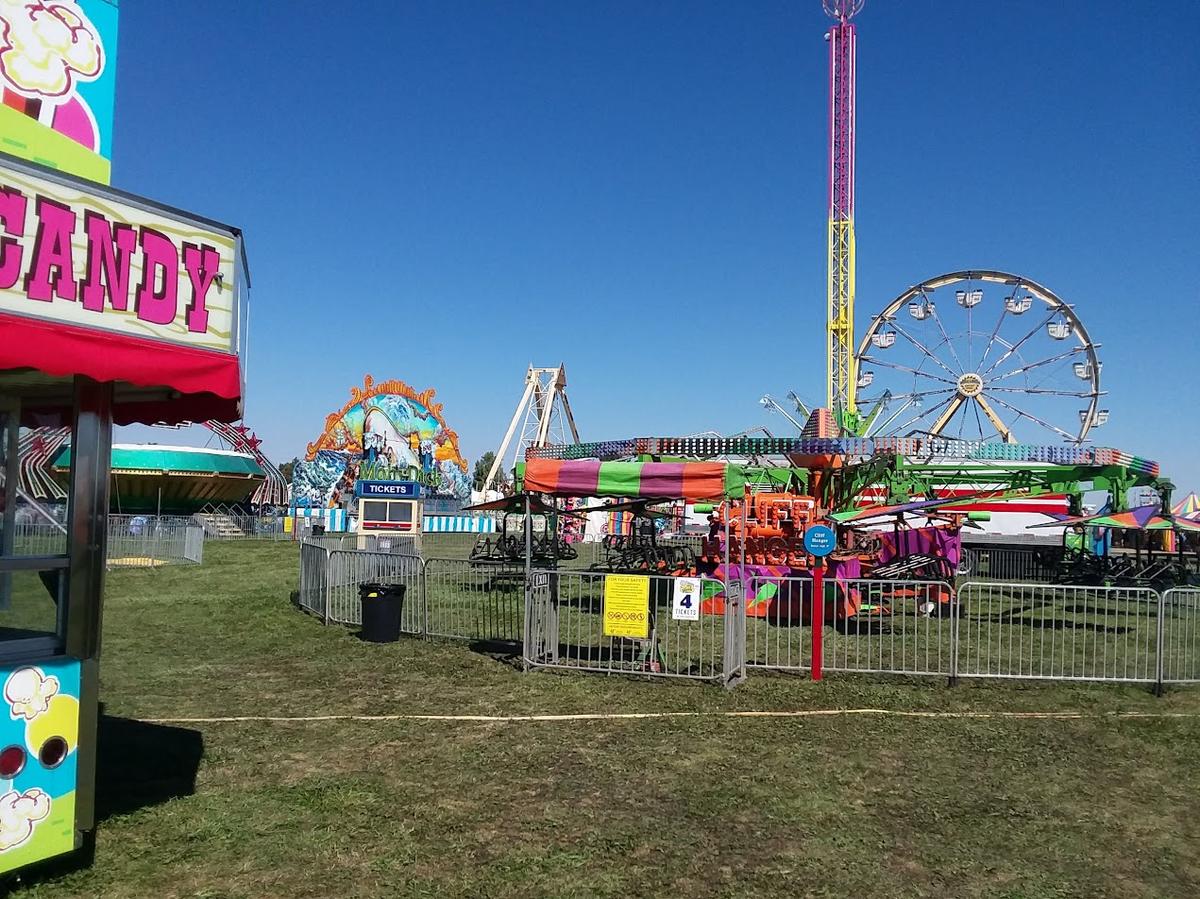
[1028,505,1200,533]
[833,496,975,524]
[1173,493,1200,520]
[523,459,744,502]
[461,495,582,518]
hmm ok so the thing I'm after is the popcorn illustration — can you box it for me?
[0,0,104,99]
[0,789,51,852]
[4,668,59,721]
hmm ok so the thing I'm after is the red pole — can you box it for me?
[811,562,824,681]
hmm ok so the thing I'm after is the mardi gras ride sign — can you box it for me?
[290,375,473,508]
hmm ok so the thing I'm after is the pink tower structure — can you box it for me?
[823,0,863,426]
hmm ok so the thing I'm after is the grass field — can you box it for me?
[11,541,1200,898]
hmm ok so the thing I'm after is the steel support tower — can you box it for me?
[824,1,863,428]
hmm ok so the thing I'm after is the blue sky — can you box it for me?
[112,1,1199,491]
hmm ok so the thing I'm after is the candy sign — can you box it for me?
[0,157,242,354]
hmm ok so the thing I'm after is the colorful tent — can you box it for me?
[1028,506,1200,533]
[1173,493,1200,520]
[833,496,973,524]
[523,459,744,501]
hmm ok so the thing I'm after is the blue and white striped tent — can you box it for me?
[423,515,495,534]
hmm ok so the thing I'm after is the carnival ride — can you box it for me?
[483,365,579,495]
[292,375,472,513]
[466,1,1182,615]
[781,4,1128,515]
[15,419,285,521]
[515,432,1173,599]
[584,500,696,575]
[855,271,1105,444]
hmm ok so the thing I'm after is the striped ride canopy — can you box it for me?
[524,459,744,502]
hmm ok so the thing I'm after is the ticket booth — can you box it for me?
[355,480,423,550]
[0,151,248,873]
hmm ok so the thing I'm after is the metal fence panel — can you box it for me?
[824,580,955,677]
[184,525,204,563]
[958,546,1059,582]
[13,522,67,556]
[523,569,730,682]
[16,516,204,568]
[298,541,330,620]
[107,515,198,568]
[193,511,292,540]
[744,577,954,677]
[302,534,418,555]
[1161,588,1200,684]
[955,581,1159,683]
[422,558,524,643]
[326,550,423,631]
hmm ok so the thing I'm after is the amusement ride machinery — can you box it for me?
[515,0,1170,591]
[785,0,1141,524]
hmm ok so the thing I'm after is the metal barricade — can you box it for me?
[744,575,811,672]
[326,550,423,632]
[184,525,205,563]
[422,558,523,643]
[1161,588,1200,684]
[13,522,67,556]
[959,546,1058,582]
[744,576,954,678]
[824,579,955,677]
[17,516,205,567]
[523,569,737,684]
[302,534,418,555]
[955,581,1160,683]
[298,541,330,620]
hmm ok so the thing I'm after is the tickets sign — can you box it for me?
[603,574,650,639]
[0,156,243,354]
[672,577,700,621]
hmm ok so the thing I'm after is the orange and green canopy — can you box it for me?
[523,459,744,502]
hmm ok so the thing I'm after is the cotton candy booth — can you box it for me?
[0,150,248,874]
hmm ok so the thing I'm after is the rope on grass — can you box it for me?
[142,709,1200,725]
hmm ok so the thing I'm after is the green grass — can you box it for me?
[12,541,1200,898]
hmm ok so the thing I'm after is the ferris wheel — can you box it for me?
[854,271,1107,445]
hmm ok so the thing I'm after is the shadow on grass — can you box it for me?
[468,639,524,669]
[95,711,204,822]
[6,709,203,892]
[977,604,1139,634]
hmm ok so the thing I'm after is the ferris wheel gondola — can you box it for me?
[854,270,1107,444]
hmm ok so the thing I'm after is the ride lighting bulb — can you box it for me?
[0,745,26,779]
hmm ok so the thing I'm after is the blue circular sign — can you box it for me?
[803,524,837,557]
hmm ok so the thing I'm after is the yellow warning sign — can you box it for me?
[603,574,650,639]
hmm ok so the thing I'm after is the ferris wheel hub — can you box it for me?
[956,373,984,398]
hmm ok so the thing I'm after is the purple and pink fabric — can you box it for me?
[878,526,962,569]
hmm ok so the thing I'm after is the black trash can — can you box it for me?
[312,524,326,536]
[359,582,405,643]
